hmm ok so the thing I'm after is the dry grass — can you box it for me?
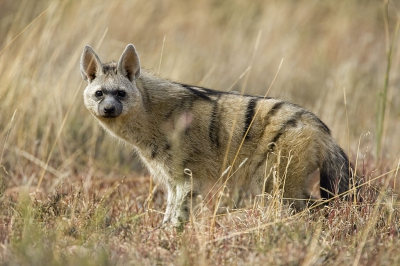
[1,0,400,265]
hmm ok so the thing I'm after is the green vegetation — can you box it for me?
[0,0,399,265]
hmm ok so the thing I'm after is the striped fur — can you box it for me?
[81,44,352,227]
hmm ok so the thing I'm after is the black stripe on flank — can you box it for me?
[209,97,220,147]
[265,101,285,123]
[261,101,287,142]
[270,131,284,147]
[270,111,303,145]
[243,98,258,140]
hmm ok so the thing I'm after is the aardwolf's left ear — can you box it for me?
[117,44,141,81]
[80,45,103,83]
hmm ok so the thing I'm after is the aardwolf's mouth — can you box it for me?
[100,113,120,118]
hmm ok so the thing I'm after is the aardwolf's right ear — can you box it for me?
[117,44,140,82]
[80,45,103,83]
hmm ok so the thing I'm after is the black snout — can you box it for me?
[99,97,123,118]
[103,105,116,114]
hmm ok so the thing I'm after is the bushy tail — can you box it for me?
[319,145,354,200]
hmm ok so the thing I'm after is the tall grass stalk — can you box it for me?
[376,1,399,158]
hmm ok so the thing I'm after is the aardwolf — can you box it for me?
[80,44,352,227]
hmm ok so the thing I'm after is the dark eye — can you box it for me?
[95,91,103,97]
[117,90,126,97]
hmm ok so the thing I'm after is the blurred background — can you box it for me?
[0,0,399,193]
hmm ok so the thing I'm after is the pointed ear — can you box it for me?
[80,45,103,83]
[117,44,140,81]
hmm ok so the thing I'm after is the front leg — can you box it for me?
[162,185,177,224]
[163,181,199,230]
[171,183,191,226]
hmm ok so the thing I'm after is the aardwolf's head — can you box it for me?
[80,44,141,119]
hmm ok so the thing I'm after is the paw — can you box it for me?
[162,212,188,232]
[170,216,185,232]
